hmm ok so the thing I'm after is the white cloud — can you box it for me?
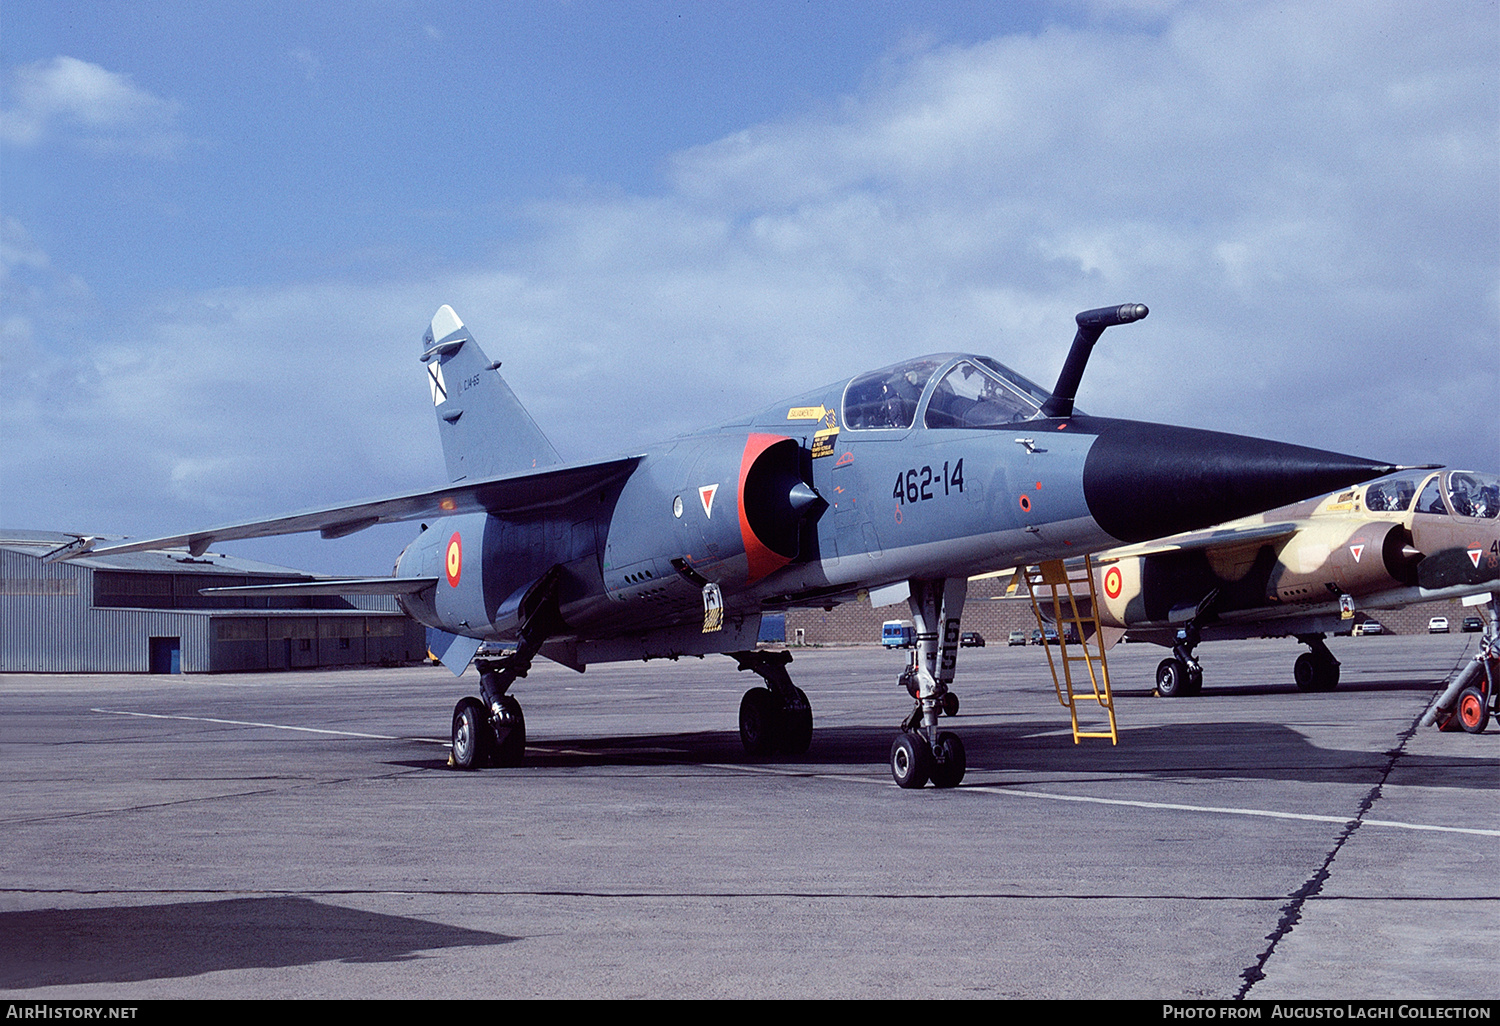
[3,2,1495,575]
[0,56,184,156]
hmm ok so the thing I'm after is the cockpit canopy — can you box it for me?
[842,354,1055,431]
[1365,470,1498,519]
[1443,471,1498,518]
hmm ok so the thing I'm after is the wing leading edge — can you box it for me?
[58,455,643,562]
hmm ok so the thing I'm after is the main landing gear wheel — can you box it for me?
[490,694,527,767]
[739,687,812,755]
[450,695,526,769]
[780,686,813,755]
[739,688,777,754]
[451,697,493,770]
[1155,658,1202,697]
[1293,652,1340,692]
[890,733,930,789]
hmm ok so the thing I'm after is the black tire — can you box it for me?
[492,694,527,766]
[1156,658,1187,698]
[929,731,966,788]
[941,691,960,717]
[739,688,778,755]
[778,687,813,755]
[1184,665,1204,696]
[1296,653,1339,692]
[1293,653,1317,691]
[890,732,930,789]
[1319,661,1341,691]
[1456,686,1490,734]
[451,697,493,770]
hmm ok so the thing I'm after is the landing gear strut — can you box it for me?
[449,657,532,770]
[901,656,960,715]
[448,567,562,770]
[1155,623,1204,698]
[1293,634,1340,692]
[731,649,813,755]
[891,577,968,789]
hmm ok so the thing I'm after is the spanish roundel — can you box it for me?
[445,532,462,587]
[1103,565,1122,599]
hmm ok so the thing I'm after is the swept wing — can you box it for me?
[61,456,643,561]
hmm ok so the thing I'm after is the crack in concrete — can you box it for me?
[1236,706,1425,999]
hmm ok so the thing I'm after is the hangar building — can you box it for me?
[1,530,426,673]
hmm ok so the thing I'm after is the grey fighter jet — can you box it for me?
[58,303,1403,788]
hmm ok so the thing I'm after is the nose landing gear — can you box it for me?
[889,577,969,789]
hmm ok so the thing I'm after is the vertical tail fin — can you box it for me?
[422,306,563,482]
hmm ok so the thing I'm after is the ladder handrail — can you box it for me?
[1023,556,1118,744]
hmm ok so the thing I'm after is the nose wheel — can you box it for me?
[890,729,965,789]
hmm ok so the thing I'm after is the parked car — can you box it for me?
[1461,616,1484,633]
[959,631,985,648]
[1428,616,1450,633]
[1040,626,1059,645]
[1007,630,1028,646]
[1353,621,1384,636]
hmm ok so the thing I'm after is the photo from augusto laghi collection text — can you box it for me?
[1162,1006,1494,1020]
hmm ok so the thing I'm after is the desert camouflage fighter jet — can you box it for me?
[54,303,1404,788]
[1082,468,1499,697]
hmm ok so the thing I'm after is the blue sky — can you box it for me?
[3,1,1497,575]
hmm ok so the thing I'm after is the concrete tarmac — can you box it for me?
[1,633,1495,1000]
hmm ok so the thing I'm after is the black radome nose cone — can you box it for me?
[1082,420,1397,543]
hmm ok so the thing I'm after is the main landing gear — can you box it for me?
[1292,634,1340,692]
[450,658,530,769]
[1155,622,1203,698]
[1156,630,1342,696]
[890,577,969,789]
[732,649,813,755]
[448,568,561,770]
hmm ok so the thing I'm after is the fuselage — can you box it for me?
[1090,468,1500,642]
[396,351,1395,667]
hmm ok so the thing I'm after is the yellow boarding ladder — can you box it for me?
[1023,557,1118,744]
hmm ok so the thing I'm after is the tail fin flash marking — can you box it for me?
[423,306,563,482]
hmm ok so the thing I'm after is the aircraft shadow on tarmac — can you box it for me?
[387,716,1495,790]
[0,896,512,990]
